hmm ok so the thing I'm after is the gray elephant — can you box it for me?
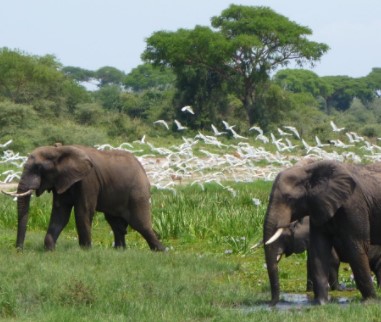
[262,216,381,294]
[256,217,340,292]
[8,144,165,251]
[263,160,381,305]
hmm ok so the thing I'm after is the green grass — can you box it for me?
[0,182,380,321]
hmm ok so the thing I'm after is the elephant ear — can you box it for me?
[54,146,93,194]
[306,161,356,226]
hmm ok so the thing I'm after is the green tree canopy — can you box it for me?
[273,69,329,98]
[366,68,381,97]
[61,66,95,82]
[124,64,175,92]
[95,66,125,87]
[321,76,375,111]
[0,48,88,111]
[143,5,329,125]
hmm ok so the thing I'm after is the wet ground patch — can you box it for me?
[236,293,351,313]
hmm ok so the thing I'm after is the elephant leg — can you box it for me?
[345,243,376,300]
[45,194,73,250]
[329,249,341,290]
[310,226,331,304]
[73,202,95,248]
[306,251,313,292]
[104,214,128,248]
[128,198,165,251]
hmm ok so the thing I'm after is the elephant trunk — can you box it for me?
[264,218,281,305]
[264,242,280,305]
[263,205,291,305]
[16,181,33,249]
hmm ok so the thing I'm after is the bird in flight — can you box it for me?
[330,121,345,132]
[277,128,292,137]
[181,105,195,115]
[153,120,169,130]
[174,119,188,130]
[230,128,247,140]
[211,124,226,136]
[249,126,263,135]
[222,120,235,131]
[283,126,300,139]
[0,139,12,148]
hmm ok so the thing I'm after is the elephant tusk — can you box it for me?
[265,228,284,245]
[1,189,34,198]
[250,240,264,250]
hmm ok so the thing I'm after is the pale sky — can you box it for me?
[1,0,380,77]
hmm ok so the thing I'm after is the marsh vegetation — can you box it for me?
[0,174,380,320]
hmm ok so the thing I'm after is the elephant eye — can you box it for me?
[283,194,294,203]
[32,164,43,173]
[282,194,290,200]
[41,161,54,172]
[33,161,53,173]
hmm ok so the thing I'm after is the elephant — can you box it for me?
[261,216,381,295]
[263,160,381,305]
[9,144,165,251]
[258,216,340,292]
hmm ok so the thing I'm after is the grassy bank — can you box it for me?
[0,182,380,321]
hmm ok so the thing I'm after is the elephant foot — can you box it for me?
[152,244,166,252]
[361,292,377,301]
[113,245,126,250]
[313,290,330,305]
[44,234,56,251]
[312,297,329,305]
[269,299,279,307]
[112,240,126,249]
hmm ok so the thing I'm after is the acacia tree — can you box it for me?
[124,64,175,92]
[143,26,231,128]
[320,76,375,111]
[273,69,329,98]
[95,66,125,87]
[61,66,95,82]
[143,5,329,125]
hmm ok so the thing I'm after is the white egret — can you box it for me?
[181,105,195,114]
[211,124,226,136]
[330,121,345,132]
[153,120,169,130]
[174,120,187,131]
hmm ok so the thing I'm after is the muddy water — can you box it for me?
[238,293,350,312]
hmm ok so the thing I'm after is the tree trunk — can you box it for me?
[243,89,256,125]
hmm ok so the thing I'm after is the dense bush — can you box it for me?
[0,48,381,152]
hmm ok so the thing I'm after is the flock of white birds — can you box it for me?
[2,107,381,198]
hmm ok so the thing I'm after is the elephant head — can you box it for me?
[263,160,356,305]
[14,145,93,249]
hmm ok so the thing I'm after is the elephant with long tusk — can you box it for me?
[2,190,34,198]
[5,144,166,252]
[256,216,381,299]
[263,160,381,305]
